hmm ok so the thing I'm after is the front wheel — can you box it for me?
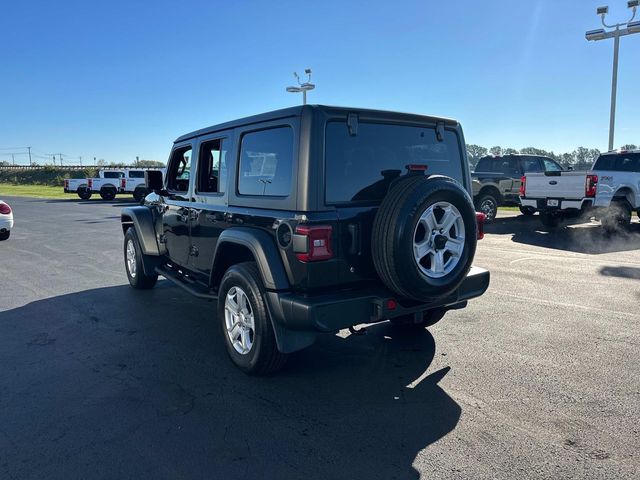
[475,193,498,223]
[519,206,536,216]
[218,262,287,375]
[124,227,158,289]
[100,187,116,200]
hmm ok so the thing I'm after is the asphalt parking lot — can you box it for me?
[1,196,639,480]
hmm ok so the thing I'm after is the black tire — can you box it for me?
[372,175,477,302]
[475,193,499,223]
[390,309,446,329]
[602,200,631,233]
[133,187,147,203]
[100,187,117,201]
[218,262,287,375]
[124,227,158,289]
[519,206,536,216]
[0,231,10,241]
[77,187,92,200]
[540,212,559,228]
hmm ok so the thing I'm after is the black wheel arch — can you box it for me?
[476,186,502,205]
[210,227,290,292]
[121,206,162,256]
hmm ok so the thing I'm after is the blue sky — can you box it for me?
[1,0,639,164]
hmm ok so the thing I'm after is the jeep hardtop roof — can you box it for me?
[174,105,459,143]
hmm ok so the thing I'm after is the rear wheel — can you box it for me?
[77,187,92,200]
[519,206,536,216]
[390,309,446,329]
[475,193,499,223]
[0,231,10,241]
[602,200,631,233]
[100,187,116,200]
[124,227,158,289]
[218,262,287,375]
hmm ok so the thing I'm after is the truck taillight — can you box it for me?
[586,175,598,197]
[519,176,526,197]
[64,179,69,188]
[121,178,126,189]
[475,212,486,240]
[294,225,333,262]
[0,203,11,215]
[88,178,93,188]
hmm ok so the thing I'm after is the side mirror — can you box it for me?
[146,170,164,192]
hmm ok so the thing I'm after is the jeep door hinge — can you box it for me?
[435,121,445,142]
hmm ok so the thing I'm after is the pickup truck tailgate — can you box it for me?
[524,171,587,199]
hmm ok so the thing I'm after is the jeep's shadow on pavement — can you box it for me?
[45,197,139,206]
[0,283,460,480]
[487,214,640,254]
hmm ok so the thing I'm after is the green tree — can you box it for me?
[136,160,165,167]
[489,146,502,156]
[620,144,637,150]
[466,144,488,169]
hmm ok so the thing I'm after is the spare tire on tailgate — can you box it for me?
[372,174,477,302]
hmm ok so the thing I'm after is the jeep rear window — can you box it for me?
[592,153,640,172]
[238,126,293,197]
[325,122,464,204]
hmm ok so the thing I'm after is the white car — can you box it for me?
[0,200,13,240]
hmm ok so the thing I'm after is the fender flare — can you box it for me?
[211,227,290,291]
[121,206,161,256]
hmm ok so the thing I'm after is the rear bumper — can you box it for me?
[520,197,593,211]
[266,266,489,351]
[0,218,13,231]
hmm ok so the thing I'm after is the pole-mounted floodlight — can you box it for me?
[586,2,639,151]
[286,68,315,105]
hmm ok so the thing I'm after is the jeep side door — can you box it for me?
[161,144,193,268]
[188,133,234,278]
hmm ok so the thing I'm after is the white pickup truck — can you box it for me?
[520,150,640,230]
[63,178,92,199]
[119,168,165,202]
[87,169,126,200]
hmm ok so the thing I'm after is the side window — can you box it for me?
[104,171,124,179]
[522,157,542,173]
[543,158,562,172]
[197,138,228,194]
[128,170,145,178]
[506,157,520,176]
[167,146,192,192]
[238,127,293,197]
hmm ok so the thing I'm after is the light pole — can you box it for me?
[286,69,315,105]
[586,1,640,151]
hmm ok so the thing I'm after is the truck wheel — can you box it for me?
[100,187,116,200]
[602,200,631,233]
[124,227,158,289]
[390,309,446,329]
[133,187,147,203]
[475,193,498,223]
[77,187,92,200]
[372,175,477,302]
[519,206,536,216]
[0,231,10,241]
[218,262,287,375]
[540,212,559,229]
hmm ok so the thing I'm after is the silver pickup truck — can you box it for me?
[520,150,640,231]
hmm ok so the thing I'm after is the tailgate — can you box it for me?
[524,172,587,199]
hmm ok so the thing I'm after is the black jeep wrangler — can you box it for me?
[121,105,490,374]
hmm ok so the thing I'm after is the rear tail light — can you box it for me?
[475,212,486,240]
[64,179,69,188]
[293,225,333,262]
[0,203,11,215]
[121,178,126,189]
[519,176,526,197]
[88,178,93,189]
[586,174,598,197]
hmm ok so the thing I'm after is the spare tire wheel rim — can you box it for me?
[224,286,255,355]
[413,201,466,279]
